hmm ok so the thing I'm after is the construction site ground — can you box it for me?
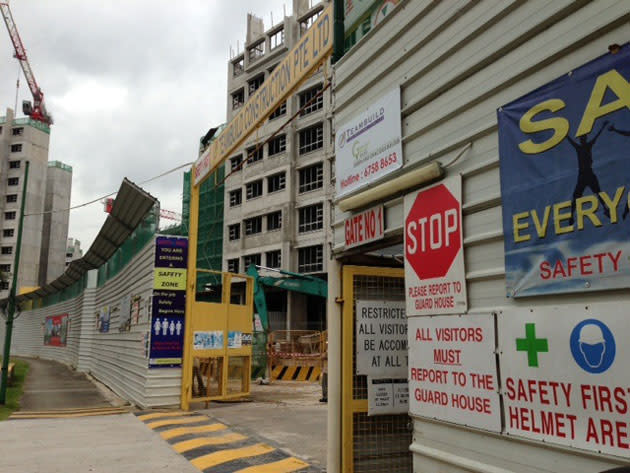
[195,380,328,470]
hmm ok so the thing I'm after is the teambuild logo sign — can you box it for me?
[498,45,630,297]
[498,303,626,457]
[335,88,403,197]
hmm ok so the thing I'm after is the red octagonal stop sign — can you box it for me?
[405,183,461,279]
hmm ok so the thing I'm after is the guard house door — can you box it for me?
[341,265,412,473]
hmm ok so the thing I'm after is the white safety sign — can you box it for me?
[499,303,630,457]
[367,378,409,416]
[355,300,407,378]
[408,314,501,432]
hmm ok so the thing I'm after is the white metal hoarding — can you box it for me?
[404,175,467,316]
[355,300,407,378]
[408,314,501,432]
[336,88,403,197]
[499,303,630,457]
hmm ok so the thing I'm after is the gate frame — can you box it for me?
[341,265,405,473]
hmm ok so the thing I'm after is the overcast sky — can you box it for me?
[0,0,291,251]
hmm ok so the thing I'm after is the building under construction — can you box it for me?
[0,108,72,297]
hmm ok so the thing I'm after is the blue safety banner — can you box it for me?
[498,44,630,297]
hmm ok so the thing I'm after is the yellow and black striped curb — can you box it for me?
[270,365,321,382]
[9,405,130,419]
[135,410,320,473]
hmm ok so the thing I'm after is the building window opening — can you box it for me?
[248,74,265,95]
[6,194,17,203]
[248,40,265,62]
[233,56,244,77]
[4,212,16,220]
[228,223,241,241]
[298,245,323,273]
[299,84,323,116]
[244,253,261,269]
[11,127,24,136]
[267,210,282,231]
[300,10,322,37]
[299,163,323,193]
[245,216,263,235]
[230,154,243,172]
[9,160,20,169]
[7,177,19,186]
[227,258,239,273]
[1,246,13,255]
[229,189,242,207]
[298,203,323,233]
[232,88,245,110]
[299,123,324,155]
[247,146,263,165]
[10,144,22,153]
[270,28,284,50]
[269,101,287,120]
[245,180,263,200]
[268,135,286,156]
[266,250,281,268]
[267,172,286,193]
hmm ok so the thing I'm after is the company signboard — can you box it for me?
[498,45,630,297]
[404,175,467,316]
[499,303,630,457]
[344,204,384,249]
[408,314,501,432]
[194,3,334,186]
[336,88,403,197]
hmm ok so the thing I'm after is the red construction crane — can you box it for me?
[1,2,52,125]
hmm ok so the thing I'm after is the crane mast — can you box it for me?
[0,2,52,125]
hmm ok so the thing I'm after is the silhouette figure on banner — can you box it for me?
[566,121,610,225]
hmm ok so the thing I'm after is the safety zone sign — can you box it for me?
[499,303,630,457]
[404,175,467,316]
[408,314,501,432]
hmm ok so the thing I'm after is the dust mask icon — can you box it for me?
[578,323,606,369]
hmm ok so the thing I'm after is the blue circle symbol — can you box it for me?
[570,319,615,374]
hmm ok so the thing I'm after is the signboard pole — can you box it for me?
[0,161,29,404]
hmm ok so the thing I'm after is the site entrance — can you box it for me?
[341,265,412,472]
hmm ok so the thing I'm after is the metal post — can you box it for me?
[332,0,345,64]
[0,160,29,404]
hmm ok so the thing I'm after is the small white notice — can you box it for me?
[368,377,409,416]
[355,300,407,378]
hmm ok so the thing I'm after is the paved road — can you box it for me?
[198,381,327,469]
[0,414,199,473]
[18,357,113,411]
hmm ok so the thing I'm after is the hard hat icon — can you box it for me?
[579,323,605,344]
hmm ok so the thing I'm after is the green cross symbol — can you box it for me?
[516,323,548,367]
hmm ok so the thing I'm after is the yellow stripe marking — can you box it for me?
[146,415,207,429]
[160,423,227,440]
[309,367,321,382]
[283,366,297,380]
[190,443,274,470]
[233,457,310,473]
[172,433,247,453]
[296,367,309,382]
[271,365,283,379]
[137,411,191,421]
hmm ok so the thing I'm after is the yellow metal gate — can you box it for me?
[342,265,412,473]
